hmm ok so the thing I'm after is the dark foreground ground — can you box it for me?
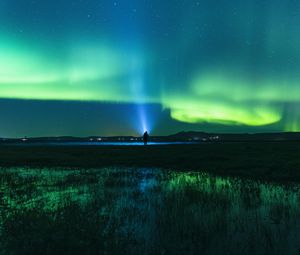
[1,142,300,254]
[0,141,299,182]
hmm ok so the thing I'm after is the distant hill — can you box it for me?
[167,131,300,141]
[1,131,300,144]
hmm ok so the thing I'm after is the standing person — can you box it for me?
[143,131,149,145]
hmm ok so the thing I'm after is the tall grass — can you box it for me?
[0,167,299,254]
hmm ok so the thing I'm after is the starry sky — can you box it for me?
[1,0,300,137]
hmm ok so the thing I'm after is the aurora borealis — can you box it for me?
[1,0,300,137]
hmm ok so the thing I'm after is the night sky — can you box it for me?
[1,0,300,137]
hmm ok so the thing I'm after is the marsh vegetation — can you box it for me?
[1,142,300,182]
[1,167,299,254]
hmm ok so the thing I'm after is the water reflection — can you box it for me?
[0,167,299,254]
[14,141,198,146]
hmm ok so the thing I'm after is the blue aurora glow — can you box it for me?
[1,0,300,136]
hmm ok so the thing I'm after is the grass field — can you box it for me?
[1,142,300,254]
[0,141,300,182]
[1,167,300,255]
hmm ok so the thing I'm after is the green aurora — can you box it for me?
[1,0,300,135]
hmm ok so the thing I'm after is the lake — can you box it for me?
[0,167,299,254]
[10,141,198,146]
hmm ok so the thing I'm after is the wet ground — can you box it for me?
[11,141,198,146]
[1,142,300,182]
[1,167,299,254]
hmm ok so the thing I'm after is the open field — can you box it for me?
[1,167,300,255]
[0,141,300,182]
[1,142,300,254]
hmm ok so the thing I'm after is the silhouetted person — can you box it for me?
[143,131,149,145]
